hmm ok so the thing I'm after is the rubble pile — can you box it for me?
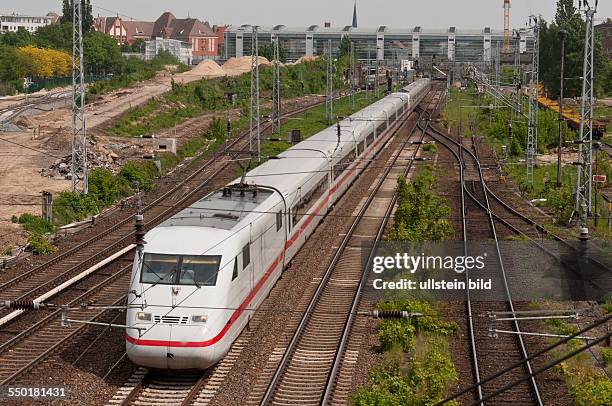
[40,143,129,179]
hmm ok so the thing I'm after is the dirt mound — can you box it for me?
[222,56,271,76]
[185,60,227,77]
[294,56,319,64]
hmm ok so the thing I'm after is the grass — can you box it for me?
[110,58,346,137]
[352,301,458,405]
[545,318,612,406]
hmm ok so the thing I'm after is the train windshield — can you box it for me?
[140,253,221,286]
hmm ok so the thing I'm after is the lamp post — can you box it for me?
[557,29,567,189]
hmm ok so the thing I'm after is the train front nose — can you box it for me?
[126,324,221,370]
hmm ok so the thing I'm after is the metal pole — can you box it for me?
[574,6,596,232]
[375,48,379,98]
[367,46,371,99]
[249,29,255,154]
[272,35,281,134]
[71,0,87,194]
[350,41,355,109]
[326,40,333,124]
[557,30,566,189]
[256,31,260,162]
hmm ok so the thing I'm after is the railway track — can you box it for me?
[0,264,131,385]
[252,90,442,405]
[0,97,340,384]
[0,90,70,127]
[0,98,329,327]
[424,123,543,405]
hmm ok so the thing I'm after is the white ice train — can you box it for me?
[126,78,431,370]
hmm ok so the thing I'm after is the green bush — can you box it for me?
[18,213,53,234]
[388,168,453,241]
[422,143,437,153]
[352,347,458,406]
[52,191,99,225]
[546,187,574,226]
[570,378,612,406]
[119,161,158,191]
[27,233,57,255]
[88,168,130,206]
[378,320,416,352]
[10,215,18,223]
[600,347,612,366]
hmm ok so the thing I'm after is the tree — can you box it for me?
[61,0,93,33]
[339,35,351,57]
[83,31,123,75]
[34,23,73,51]
[258,41,286,62]
[538,0,607,98]
[0,27,34,47]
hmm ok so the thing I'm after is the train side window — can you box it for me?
[232,257,238,280]
[366,132,374,146]
[333,150,356,180]
[242,243,250,269]
[357,140,365,156]
[276,210,283,232]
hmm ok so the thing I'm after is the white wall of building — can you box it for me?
[1,14,51,33]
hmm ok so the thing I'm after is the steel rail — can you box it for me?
[0,264,131,385]
[322,90,444,404]
[425,125,543,405]
[260,89,438,405]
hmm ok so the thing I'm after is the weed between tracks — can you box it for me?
[353,167,459,405]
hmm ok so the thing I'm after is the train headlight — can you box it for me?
[191,315,208,323]
[136,312,152,322]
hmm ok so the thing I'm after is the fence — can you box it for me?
[25,75,112,94]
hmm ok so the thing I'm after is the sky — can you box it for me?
[7,0,612,29]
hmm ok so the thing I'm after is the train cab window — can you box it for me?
[232,257,238,280]
[179,256,221,286]
[140,253,176,284]
[276,210,283,232]
[140,253,221,286]
[242,243,250,269]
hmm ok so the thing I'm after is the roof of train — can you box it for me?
[242,89,415,197]
[155,78,429,235]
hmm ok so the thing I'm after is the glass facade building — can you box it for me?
[224,25,534,66]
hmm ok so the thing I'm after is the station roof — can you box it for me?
[226,25,511,37]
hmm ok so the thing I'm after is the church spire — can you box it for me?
[352,1,358,28]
